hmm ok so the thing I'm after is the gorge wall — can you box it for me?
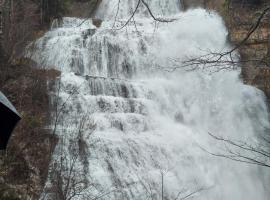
[224,1,270,100]
[0,1,101,198]
[183,0,270,100]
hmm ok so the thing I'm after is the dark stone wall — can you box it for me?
[181,0,206,10]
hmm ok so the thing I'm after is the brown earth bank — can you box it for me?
[0,0,102,198]
[0,58,59,200]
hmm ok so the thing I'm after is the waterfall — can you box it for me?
[30,1,270,199]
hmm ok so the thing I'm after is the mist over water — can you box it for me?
[31,0,270,199]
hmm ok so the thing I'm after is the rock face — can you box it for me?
[205,0,270,100]
[185,0,270,99]
[68,0,102,18]
[0,1,63,197]
[0,59,59,199]
[226,2,270,99]
[181,0,206,10]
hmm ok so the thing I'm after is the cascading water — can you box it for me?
[30,1,270,199]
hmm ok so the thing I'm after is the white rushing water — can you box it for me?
[30,1,270,199]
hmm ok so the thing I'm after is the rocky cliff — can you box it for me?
[183,0,270,100]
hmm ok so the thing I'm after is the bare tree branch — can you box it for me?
[169,5,270,72]
[200,132,270,168]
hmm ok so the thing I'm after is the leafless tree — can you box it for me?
[41,114,93,200]
[168,5,270,72]
[48,143,88,200]
[2,0,42,63]
[136,170,209,200]
[115,0,176,30]
[78,0,176,29]
[201,132,270,168]
[173,4,270,169]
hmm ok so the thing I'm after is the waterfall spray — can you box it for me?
[30,1,270,199]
